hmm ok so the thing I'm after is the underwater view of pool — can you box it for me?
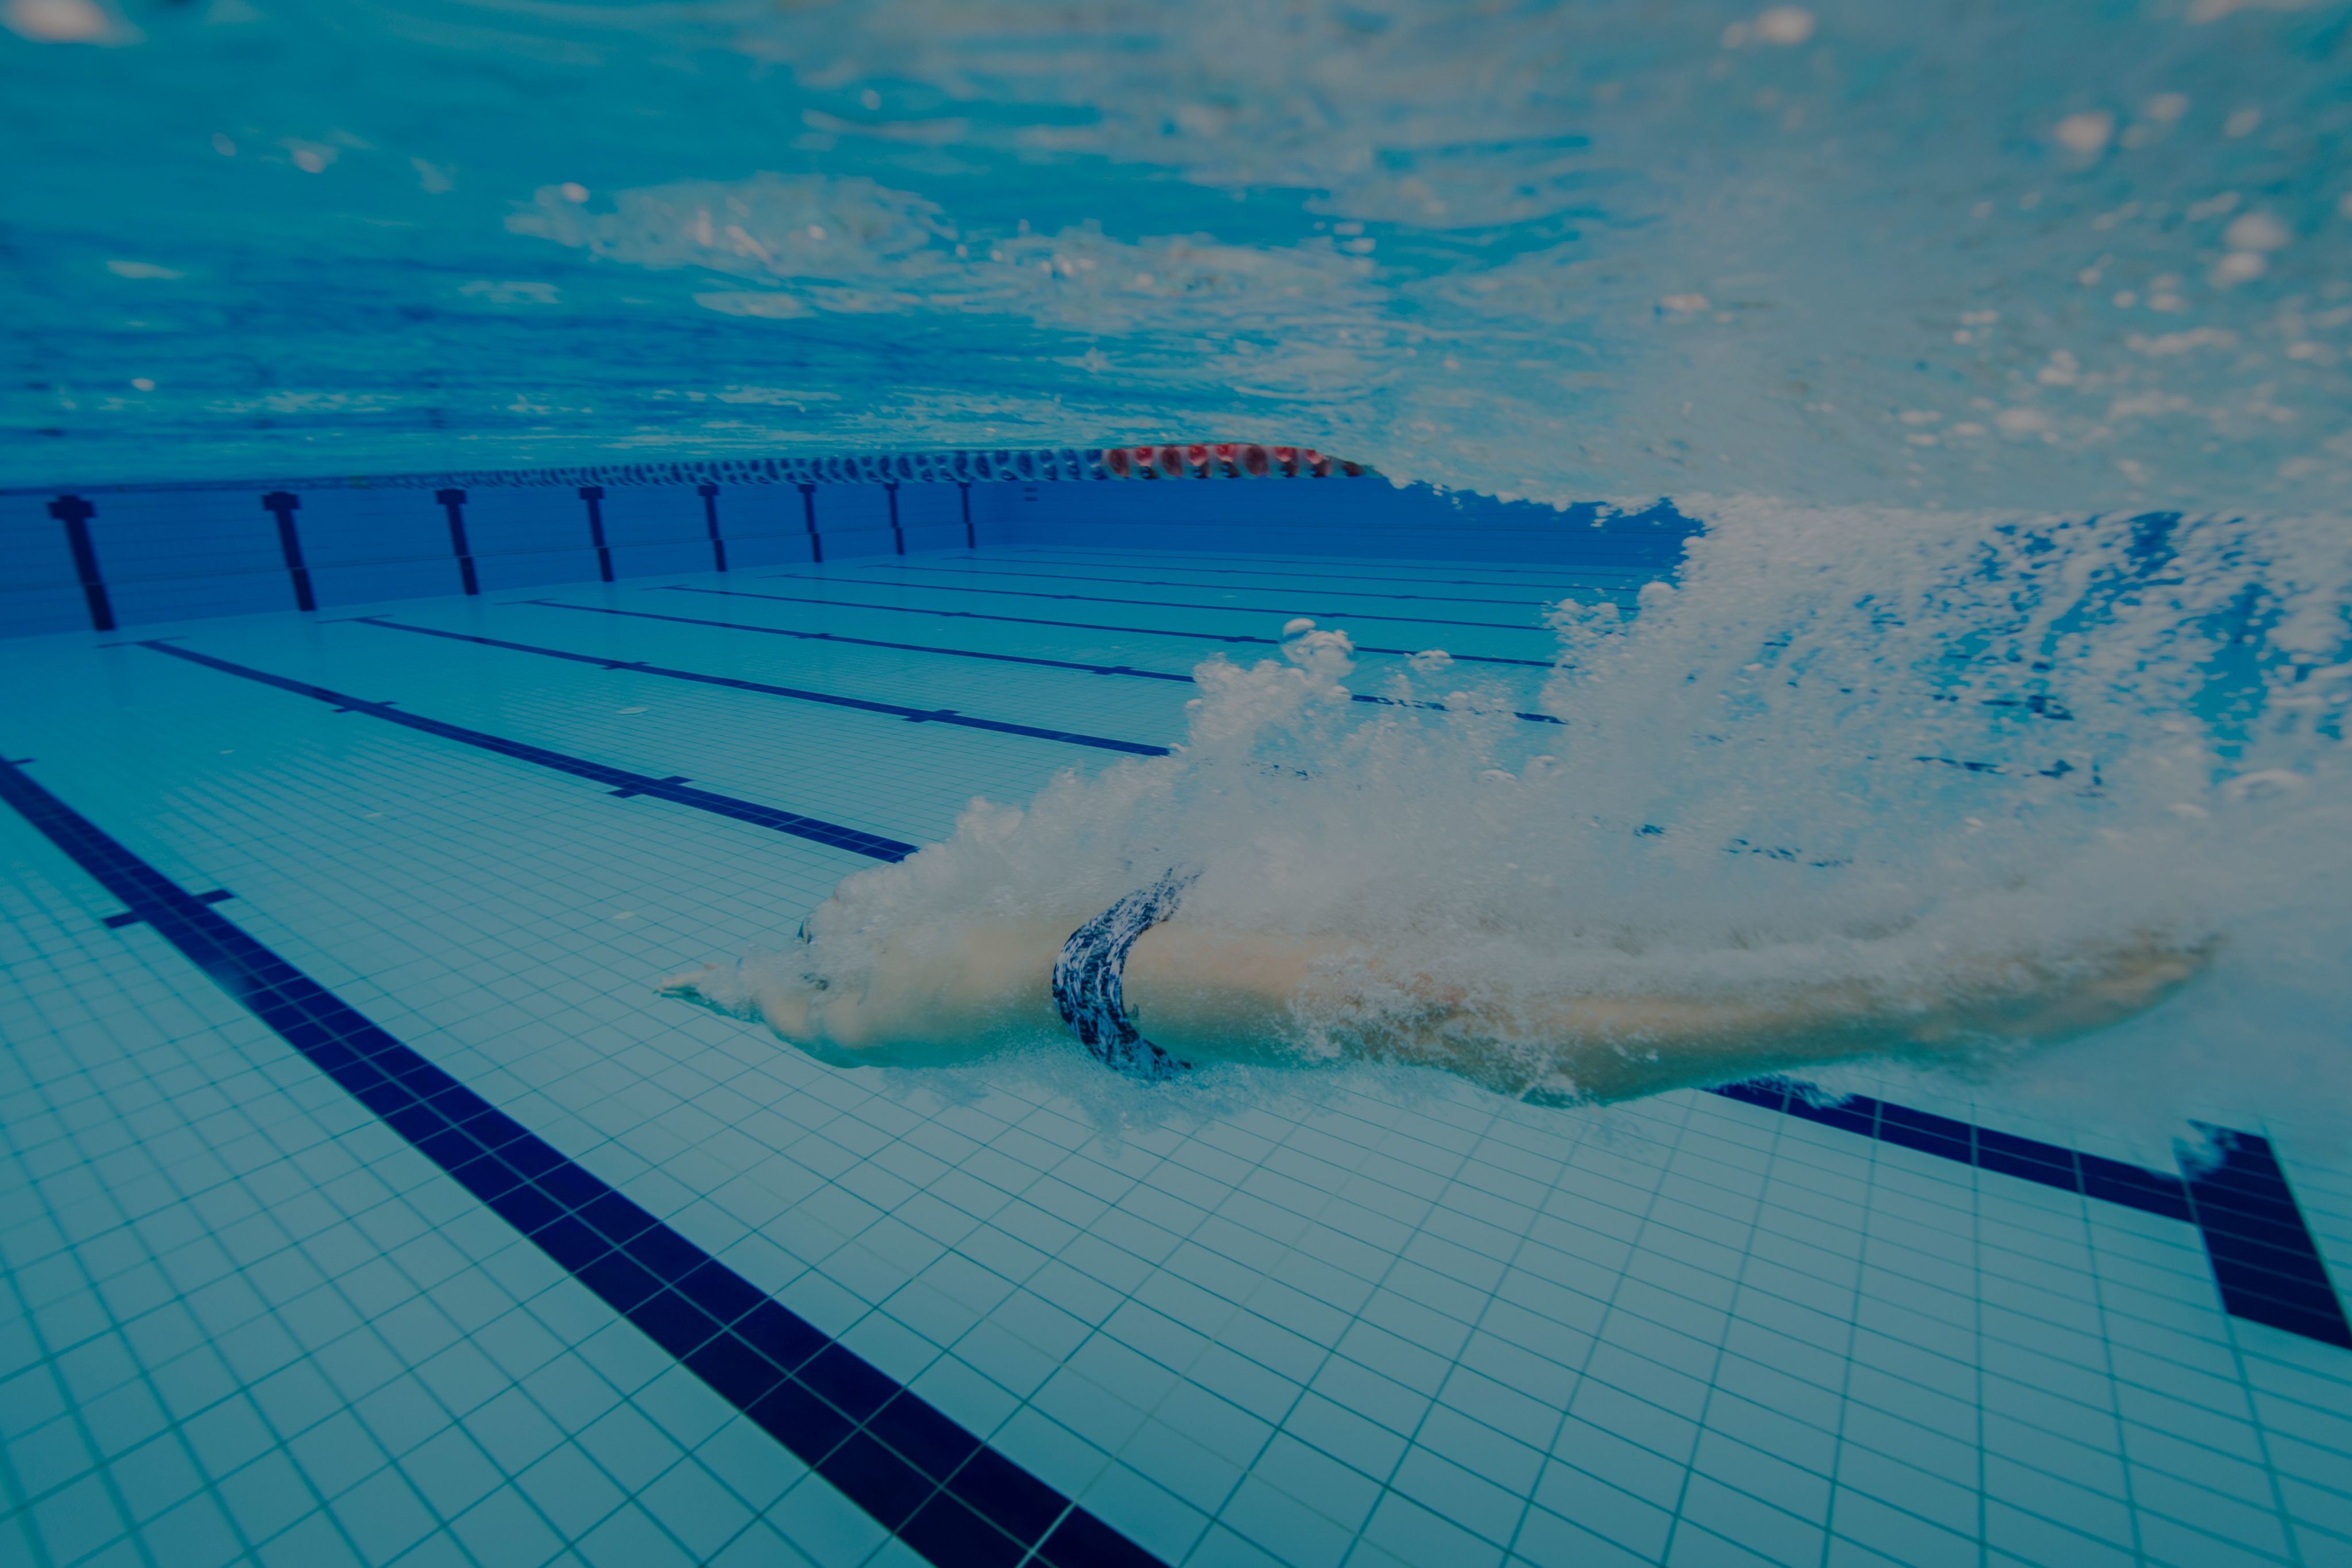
[3,3,2350,1567]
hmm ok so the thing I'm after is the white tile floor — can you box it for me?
[2,548,2346,1567]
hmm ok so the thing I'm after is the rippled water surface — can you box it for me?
[4,0,2349,505]
[10,18,2352,1568]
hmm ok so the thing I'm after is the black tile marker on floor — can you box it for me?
[0,754,1166,1568]
[137,641,919,862]
[1712,1077,2351,1349]
[103,886,233,928]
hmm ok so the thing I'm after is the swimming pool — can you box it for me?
[2,474,2346,1566]
[8,1,2352,1563]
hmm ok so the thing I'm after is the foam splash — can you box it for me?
[762,503,2349,1140]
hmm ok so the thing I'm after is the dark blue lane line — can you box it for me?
[137,642,920,863]
[353,617,1171,759]
[663,586,1555,671]
[525,599,1200,684]
[843,560,1627,611]
[524,599,1565,727]
[989,551,1657,590]
[759,571,1550,634]
[1712,1077,2351,1349]
[0,757,1162,1568]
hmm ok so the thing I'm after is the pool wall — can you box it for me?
[0,454,1699,638]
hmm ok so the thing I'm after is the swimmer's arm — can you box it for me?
[1131,927,2203,1099]
[666,916,2201,1095]
[1352,943,2207,1101]
[1123,925,1903,1081]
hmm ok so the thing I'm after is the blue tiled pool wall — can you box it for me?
[988,483,1695,571]
[0,461,1700,639]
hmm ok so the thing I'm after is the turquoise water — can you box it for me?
[5,1,2350,508]
[6,3,2352,1565]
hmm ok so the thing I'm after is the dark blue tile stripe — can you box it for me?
[48,494,116,633]
[697,482,729,574]
[1712,1077,2351,1349]
[759,570,1550,634]
[525,599,1564,726]
[137,641,920,864]
[262,492,318,614]
[0,755,1164,1568]
[665,586,1555,670]
[580,486,615,584]
[436,490,481,598]
[843,560,1626,611]
[530,598,1202,683]
[2181,1127,2352,1348]
[986,551,1651,592]
[352,617,1171,758]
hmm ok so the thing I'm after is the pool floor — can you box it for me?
[2,547,2347,1567]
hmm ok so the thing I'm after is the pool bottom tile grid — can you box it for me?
[1,546,2347,1568]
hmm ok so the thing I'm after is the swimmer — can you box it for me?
[658,871,2208,1104]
